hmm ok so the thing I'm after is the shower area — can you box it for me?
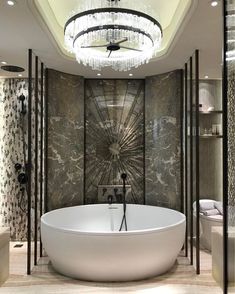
[0,50,47,272]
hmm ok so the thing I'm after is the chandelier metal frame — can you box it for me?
[64,4,163,71]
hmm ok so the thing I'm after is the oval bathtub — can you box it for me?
[41,204,186,282]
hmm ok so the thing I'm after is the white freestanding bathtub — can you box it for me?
[41,204,186,282]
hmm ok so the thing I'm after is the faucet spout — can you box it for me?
[107,195,113,205]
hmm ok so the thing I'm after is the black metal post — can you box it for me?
[180,69,184,214]
[195,49,200,274]
[27,49,32,275]
[222,0,228,293]
[83,79,86,205]
[40,62,44,257]
[34,56,39,266]
[184,63,188,258]
[143,79,146,205]
[44,69,49,213]
[189,56,194,265]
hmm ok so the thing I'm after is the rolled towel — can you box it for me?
[214,201,223,215]
[202,209,220,216]
[199,201,215,211]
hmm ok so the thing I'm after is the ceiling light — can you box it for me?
[64,0,162,71]
[1,65,25,72]
[1,61,7,65]
[129,73,133,77]
[7,0,16,6]
[97,73,101,76]
[205,75,209,79]
[211,1,218,7]
[18,74,22,77]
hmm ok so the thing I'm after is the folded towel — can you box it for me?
[214,201,223,215]
[199,201,215,211]
[202,209,220,216]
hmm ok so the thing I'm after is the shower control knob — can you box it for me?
[15,163,22,171]
[17,173,28,185]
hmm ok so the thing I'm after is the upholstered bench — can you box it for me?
[0,227,10,285]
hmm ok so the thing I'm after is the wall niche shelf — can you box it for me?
[200,135,223,139]
[199,110,223,114]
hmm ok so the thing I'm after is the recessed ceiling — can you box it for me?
[0,0,223,79]
[33,0,193,60]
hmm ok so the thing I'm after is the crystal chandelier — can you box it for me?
[64,0,162,71]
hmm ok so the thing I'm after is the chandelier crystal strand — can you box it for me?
[64,0,162,71]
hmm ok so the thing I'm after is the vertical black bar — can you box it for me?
[190,56,194,265]
[184,63,188,257]
[195,50,200,275]
[222,0,228,293]
[27,49,32,275]
[83,79,86,205]
[180,69,184,213]
[34,56,39,266]
[40,62,44,257]
[143,79,146,205]
[44,69,49,212]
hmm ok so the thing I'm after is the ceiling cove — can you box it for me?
[29,0,196,64]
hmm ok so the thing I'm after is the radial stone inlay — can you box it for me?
[85,79,144,204]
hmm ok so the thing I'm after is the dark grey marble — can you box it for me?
[47,69,84,210]
[145,70,182,210]
[85,79,144,204]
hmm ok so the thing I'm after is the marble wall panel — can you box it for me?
[47,69,84,210]
[145,70,182,210]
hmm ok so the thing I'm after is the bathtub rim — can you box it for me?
[41,204,186,237]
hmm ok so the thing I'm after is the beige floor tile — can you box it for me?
[0,242,224,294]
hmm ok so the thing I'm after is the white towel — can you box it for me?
[214,201,223,215]
[199,201,215,211]
[202,209,220,216]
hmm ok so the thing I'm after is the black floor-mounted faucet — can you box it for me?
[119,173,127,231]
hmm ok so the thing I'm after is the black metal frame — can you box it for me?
[34,56,39,266]
[222,0,228,293]
[189,56,194,265]
[40,62,44,257]
[44,69,49,213]
[180,69,184,213]
[73,24,154,47]
[184,63,188,257]
[65,7,163,35]
[83,79,86,205]
[27,50,46,273]
[143,79,146,205]
[27,49,32,275]
[195,49,200,275]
